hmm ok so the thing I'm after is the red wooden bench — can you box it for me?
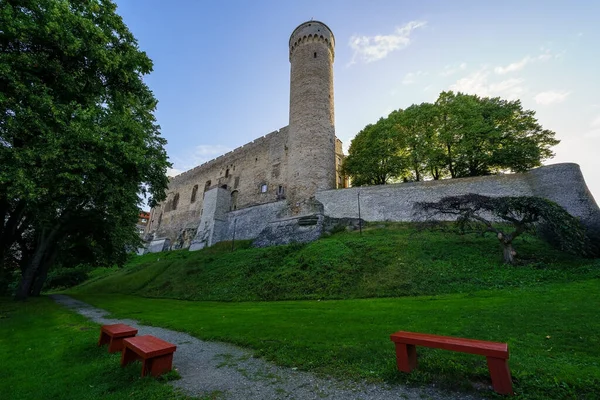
[121,335,177,377]
[98,323,138,353]
[390,331,513,395]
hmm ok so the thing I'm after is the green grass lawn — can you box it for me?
[71,279,600,399]
[0,297,201,400]
[20,224,600,399]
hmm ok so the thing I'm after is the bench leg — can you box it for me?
[108,337,128,353]
[486,357,513,395]
[143,353,174,377]
[394,343,417,372]
[121,346,139,367]
[98,331,110,347]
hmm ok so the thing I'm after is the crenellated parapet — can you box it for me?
[289,20,335,61]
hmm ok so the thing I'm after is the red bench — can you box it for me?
[390,331,513,395]
[121,335,177,377]
[98,323,138,353]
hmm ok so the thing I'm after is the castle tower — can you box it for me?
[287,21,336,206]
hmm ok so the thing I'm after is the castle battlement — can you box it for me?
[289,20,335,61]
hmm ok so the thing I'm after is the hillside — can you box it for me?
[71,223,600,301]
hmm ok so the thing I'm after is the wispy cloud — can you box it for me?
[584,116,600,138]
[349,21,426,64]
[192,144,232,164]
[450,68,525,100]
[494,51,554,75]
[494,56,531,74]
[167,144,232,177]
[166,167,184,178]
[402,70,427,85]
[534,90,571,105]
[440,63,467,77]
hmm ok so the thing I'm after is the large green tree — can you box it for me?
[343,91,559,186]
[342,112,406,186]
[0,0,170,299]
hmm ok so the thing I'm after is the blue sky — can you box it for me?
[115,0,600,202]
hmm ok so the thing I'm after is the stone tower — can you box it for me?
[287,21,336,207]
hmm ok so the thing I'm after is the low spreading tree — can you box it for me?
[1,0,170,299]
[414,194,591,264]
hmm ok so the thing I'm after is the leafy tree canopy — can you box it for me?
[0,0,170,299]
[343,91,559,185]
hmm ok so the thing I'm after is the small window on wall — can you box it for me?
[204,180,211,192]
[260,184,268,193]
[172,193,180,210]
[190,185,198,203]
[225,168,230,178]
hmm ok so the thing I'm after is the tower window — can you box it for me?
[314,52,317,58]
[190,184,198,203]
[225,168,230,178]
[260,184,268,193]
[172,193,180,210]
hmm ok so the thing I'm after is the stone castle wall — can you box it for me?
[315,163,600,235]
[146,126,291,244]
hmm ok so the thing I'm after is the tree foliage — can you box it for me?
[343,91,559,185]
[414,194,592,264]
[0,0,170,299]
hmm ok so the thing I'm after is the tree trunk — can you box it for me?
[446,144,455,178]
[14,227,59,300]
[30,249,58,297]
[502,242,516,264]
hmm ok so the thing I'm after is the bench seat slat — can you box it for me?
[124,335,176,358]
[390,331,508,359]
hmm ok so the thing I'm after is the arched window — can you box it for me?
[225,168,230,178]
[230,190,239,211]
[204,180,211,192]
[190,185,198,203]
[172,193,180,210]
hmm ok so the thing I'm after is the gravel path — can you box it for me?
[50,294,482,400]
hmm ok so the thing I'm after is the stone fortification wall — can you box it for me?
[315,164,600,234]
[527,163,600,236]
[220,200,288,243]
[146,126,290,243]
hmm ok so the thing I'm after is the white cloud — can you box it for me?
[167,144,232,177]
[534,90,571,105]
[440,63,467,77]
[592,116,600,128]
[494,56,531,74]
[450,68,525,100]
[585,130,600,138]
[192,144,232,164]
[494,51,554,75]
[349,21,426,64]
[166,167,184,177]
[402,70,427,85]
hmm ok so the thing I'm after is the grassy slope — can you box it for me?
[0,297,200,400]
[71,224,600,302]
[65,225,600,399]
